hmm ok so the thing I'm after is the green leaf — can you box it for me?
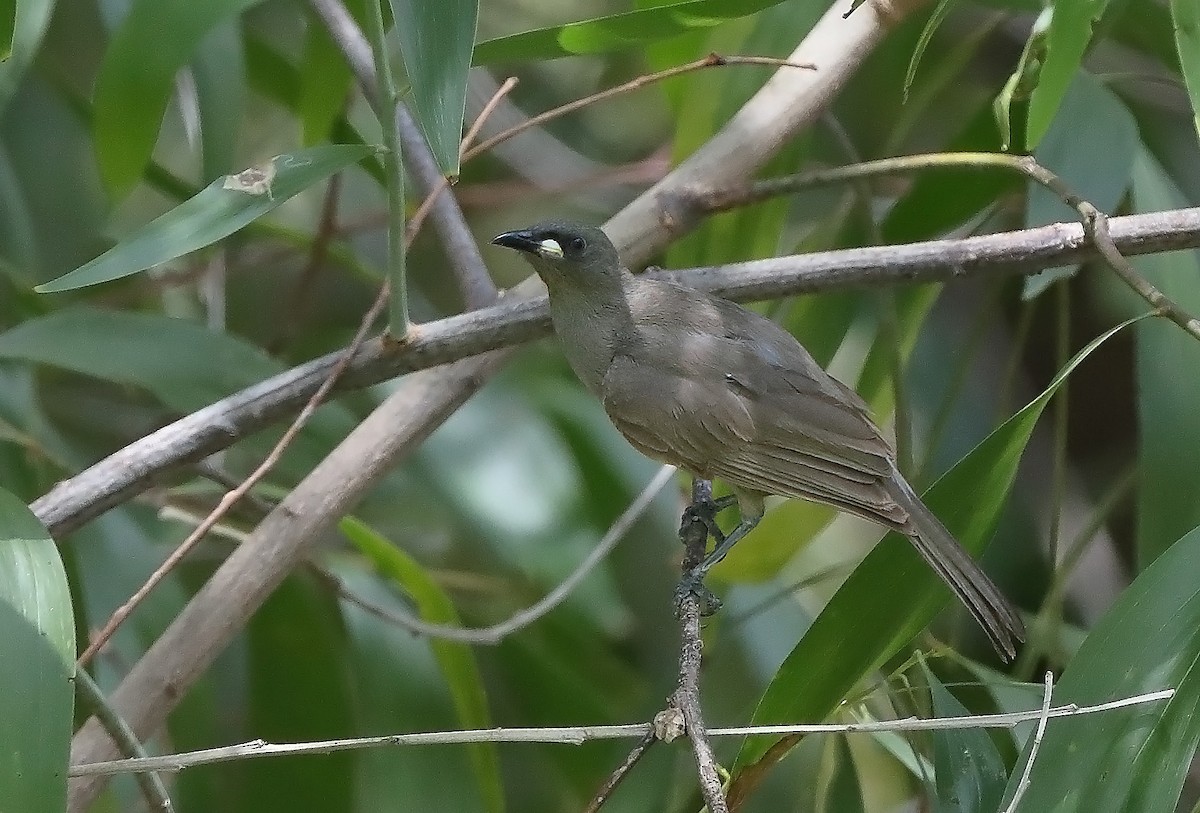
[92,0,264,196]
[1025,0,1111,148]
[472,0,789,64]
[391,0,478,175]
[1130,149,1200,567]
[731,313,1147,777]
[36,144,374,292]
[339,517,504,813]
[0,0,14,61]
[993,8,1049,152]
[298,0,363,146]
[0,0,54,115]
[1172,0,1200,142]
[924,663,1006,813]
[903,0,958,102]
[191,18,246,180]
[0,486,74,813]
[0,308,281,409]
[997,524,1200,811]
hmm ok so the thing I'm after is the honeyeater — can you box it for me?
[492,221,1024,659]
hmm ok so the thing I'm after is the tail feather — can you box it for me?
[886,469,1025,661]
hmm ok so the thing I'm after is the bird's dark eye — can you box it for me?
[569,236,586,252]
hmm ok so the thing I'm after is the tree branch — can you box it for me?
[68,687,1173,777]
[32,205,1200,536]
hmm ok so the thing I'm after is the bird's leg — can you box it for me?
[675,494,763,616]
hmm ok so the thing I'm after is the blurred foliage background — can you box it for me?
[3,0,1200,811]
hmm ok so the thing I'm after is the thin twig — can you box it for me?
[68,686,1174,777]
[583,730,658,813]
[1002,671,1055,813]
[75,669,174,812]
[362,0,408,336]
[318,464,677,644]
[708,152,1200,342]
[273,172,343,352]
[462,77,519,157]
[461,55,815,164]
[673,479,729,813]
[75,282,392,668]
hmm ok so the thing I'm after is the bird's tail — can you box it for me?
[885,469,1025,661]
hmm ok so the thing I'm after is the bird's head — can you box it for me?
[491,221,621,291]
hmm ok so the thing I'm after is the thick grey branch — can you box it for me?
[32,206,1200,535]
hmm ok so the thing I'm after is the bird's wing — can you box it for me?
[600,292,905,525]
[599,351,755,478]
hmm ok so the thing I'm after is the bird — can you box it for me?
[491,221,1024,659]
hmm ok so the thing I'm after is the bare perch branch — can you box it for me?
[32,206,1200,536]
[68,687,1173,777]
[674,479,729,813]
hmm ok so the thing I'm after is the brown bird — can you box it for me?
[492,221,1024,659]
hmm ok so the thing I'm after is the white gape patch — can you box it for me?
[538,238,564,259]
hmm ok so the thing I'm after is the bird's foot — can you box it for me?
[681,496,734,546]
[674,573,722,617]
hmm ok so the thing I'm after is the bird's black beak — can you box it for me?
[491,229,539,254]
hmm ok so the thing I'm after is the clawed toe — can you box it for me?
[674,575,722,617]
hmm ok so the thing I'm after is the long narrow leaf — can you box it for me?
[92,0,263,195]
[36,144,374,293]
[391,0,478,175]
[998,523,1200,810]
[731,313,1149,781]
[340,517,504,813]
[0,486,74,813]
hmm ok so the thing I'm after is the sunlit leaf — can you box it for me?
[298,0,363,146]
[472,0,789,64]
[0,0,55,115]
[0,486,74,813]
[0,0,14,62]
[190,18,245,181]
[93,0,264,195]
[36,144,374,292]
